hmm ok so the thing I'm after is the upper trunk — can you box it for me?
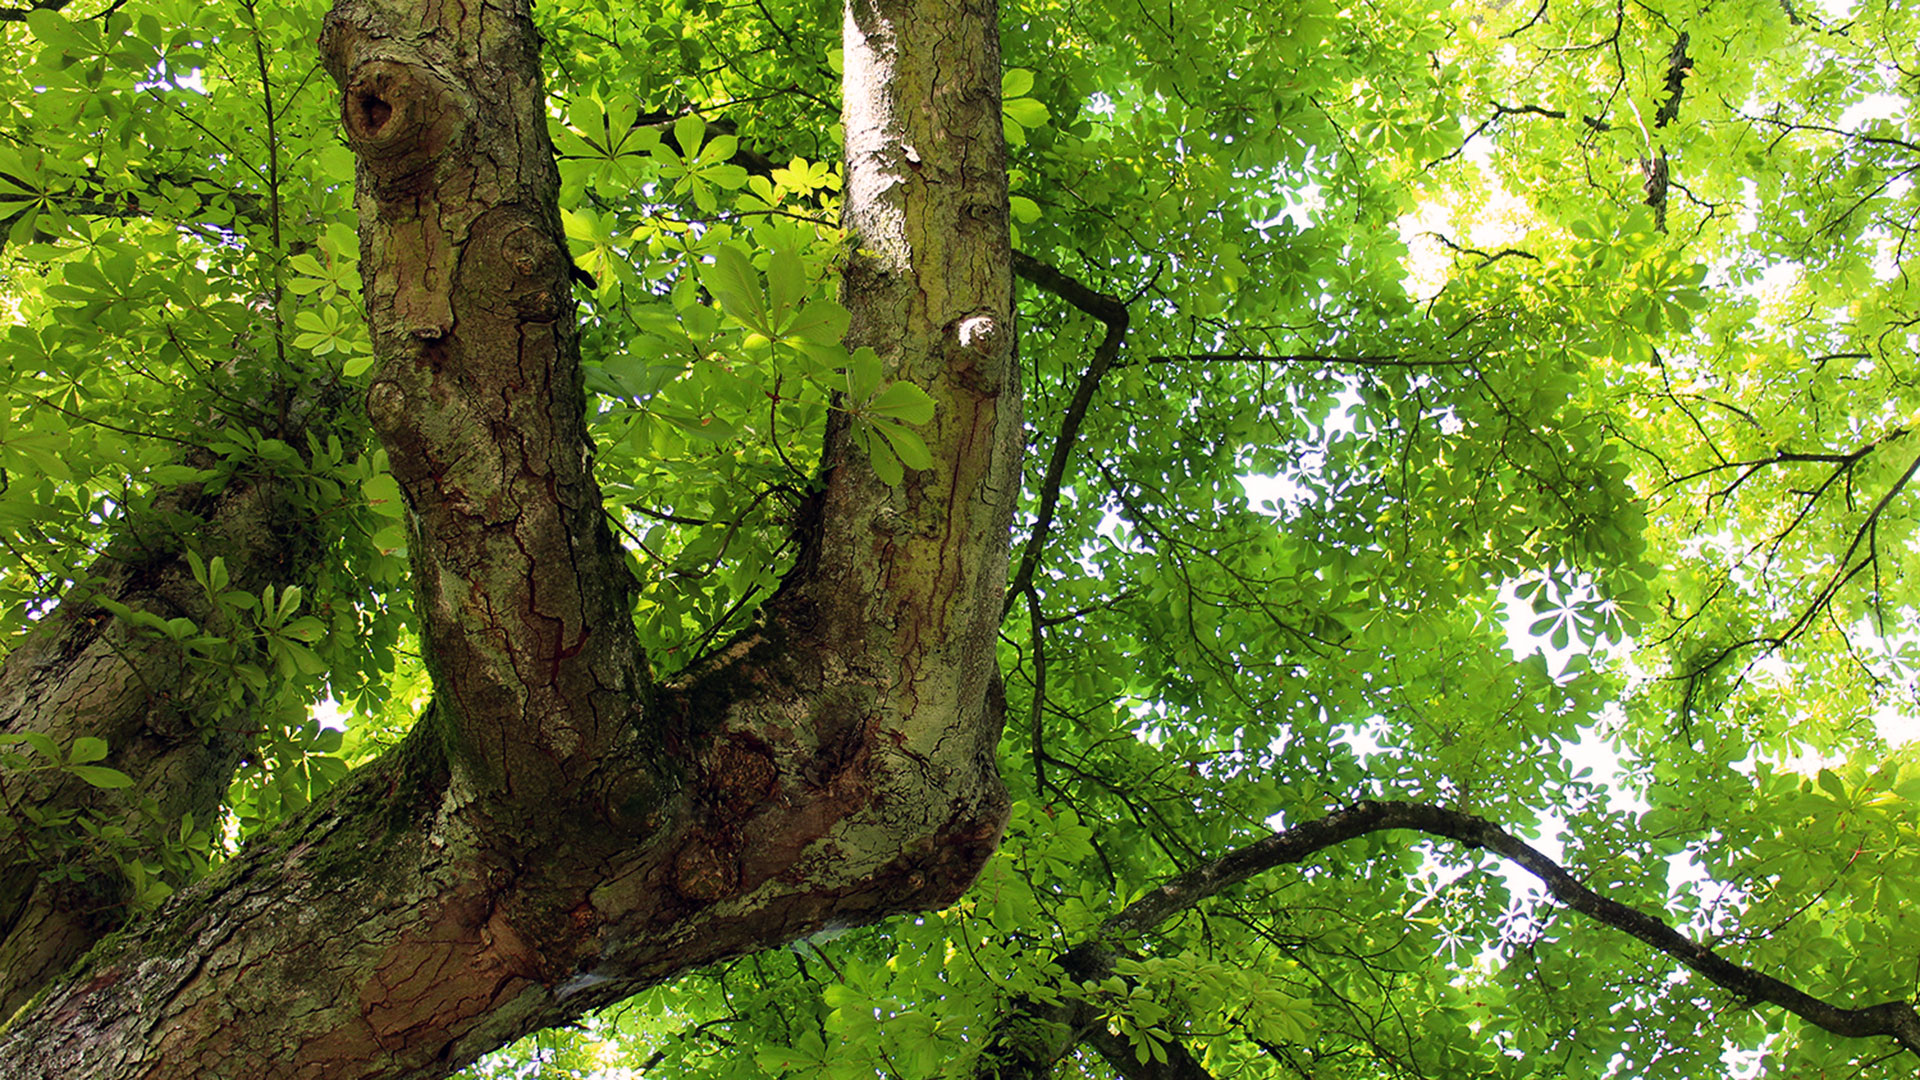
[0,0,1017,1075]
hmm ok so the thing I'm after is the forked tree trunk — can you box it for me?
[0,0,1017,1073]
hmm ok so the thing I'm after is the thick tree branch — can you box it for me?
[1103,800,1920,1056]
[0,439,339,1019]
[983,798,1920,1077]
[1004,250,1129,615]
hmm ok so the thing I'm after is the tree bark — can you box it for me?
[0,457,333,1021]
[0,0,1018,1073]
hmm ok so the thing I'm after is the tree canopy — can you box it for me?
[3,0,1920,1075]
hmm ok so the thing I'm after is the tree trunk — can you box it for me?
[0,456,334,1021]
[0,0,1018,1073]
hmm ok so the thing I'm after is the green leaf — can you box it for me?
[701,243,768,332]
[70,764,135,789]
[371,522,409,554]
[867,381,936,425]
[1003,98,1050,128]
[1,731,62,764]
[845,347,884,400]
[787,300,851,345]
[1817,768,1846,802]
[25,8,85,53]
[672,114,706,161]
[861,422,904,486]
[146,465,213,486]
[68,736,108,764]
[877,422,933,472]
[282,615,328,643]
[767,247,807,325]
[363,473,406,518]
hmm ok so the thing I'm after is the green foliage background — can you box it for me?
[4,0,1919,1074]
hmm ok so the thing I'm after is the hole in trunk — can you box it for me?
[358,93,393,133]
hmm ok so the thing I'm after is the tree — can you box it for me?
[1,0,1918,1074]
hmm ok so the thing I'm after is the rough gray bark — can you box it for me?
[0,0,1018,1073]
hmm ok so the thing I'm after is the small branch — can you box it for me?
[1137,352,1473,370]
[1501,0,1548,38]
[746,0,795,48]
[1025,583,1048,797]
[1672,433,1920,712]
[1739,113,1920,155]
[1004,250,1130,615]
[638,1018,738,1070]
[1428,101,1612,167]
[0,0,72,21]
[1776,444,1920,648]
[623,503,713,527]
[241,0,290,407]
[1659,433,1894,498]
[23,392,202,449]
[1423,231,1541,267]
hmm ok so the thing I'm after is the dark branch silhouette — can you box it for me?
[1004,250,1131,613]
[981,800,1920,1077]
